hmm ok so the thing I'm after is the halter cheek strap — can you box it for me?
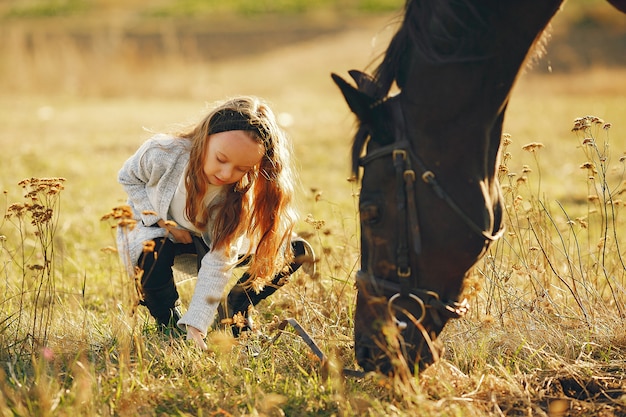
[357,102,504,327]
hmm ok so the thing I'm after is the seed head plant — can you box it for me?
[476,115,625,332]
[1,177,65,357]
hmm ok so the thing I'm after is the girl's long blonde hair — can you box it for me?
[179,96,297,279]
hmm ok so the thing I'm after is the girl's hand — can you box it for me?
[157,219,193,244]
[186,326,208,350]
[168,227,193,244]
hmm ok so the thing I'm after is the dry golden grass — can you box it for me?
[2,4,626,416]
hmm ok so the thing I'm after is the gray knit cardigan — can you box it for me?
[117,134,240,335]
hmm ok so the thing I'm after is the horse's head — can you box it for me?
[334,70,499,375]
[331,0,530,375]
[335,0,626,376]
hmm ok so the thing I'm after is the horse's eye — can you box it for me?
[360,203,381,224]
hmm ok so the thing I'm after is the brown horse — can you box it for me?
[333,0,626,375]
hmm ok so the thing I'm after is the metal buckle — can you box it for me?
[392,149,407,161]
[421,170,435,183]
[387,292,426,329]
[404,170,416,182]
[397,266,411,277]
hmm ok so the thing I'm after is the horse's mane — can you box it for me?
[350,0,554,176]
[373,0,490,94]
[351,0,491,175]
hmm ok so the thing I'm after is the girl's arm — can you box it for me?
[117,139,164,226]
[177,246,237,336]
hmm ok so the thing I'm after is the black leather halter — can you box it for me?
[355,101,504,327]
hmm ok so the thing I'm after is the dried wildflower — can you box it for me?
[579,162,598,174]
[582,138,594,146]
[588,195,599,202]
[117,218,137,230]
[102,205,135,227]
[521,142,544,153]
[522,165,532,174]
[7,203,26,217]
[100,246,118,254]
[232,312,248,329]
[572,115,607,132]
[590,116,604,124]
[248,275,271,294]
[516,176,527,185]
[305,213,325,230]
[142,240,156,253]
[498,164,509,175]
[134,266,144,282]
[502,133,512,146]
[603,123,612,130]
[571,117,590,132]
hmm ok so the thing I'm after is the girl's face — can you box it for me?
[204,130,264,186]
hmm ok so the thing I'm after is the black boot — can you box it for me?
[141,281,184,337]
[220,238,314,337]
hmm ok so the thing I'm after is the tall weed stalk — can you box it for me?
[479,116,625,330]
[0,177,65,356]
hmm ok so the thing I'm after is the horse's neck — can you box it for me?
[401,0,563,177]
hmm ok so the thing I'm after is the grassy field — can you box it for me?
[2,1,626,416]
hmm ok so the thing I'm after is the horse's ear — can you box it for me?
[348,70,380,95]
[332,73,376,122]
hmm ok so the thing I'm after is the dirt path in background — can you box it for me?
[4,10,626,71]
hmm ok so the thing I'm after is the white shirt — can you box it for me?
[169,167,224,235]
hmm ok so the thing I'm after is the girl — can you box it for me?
[117,96,312,349]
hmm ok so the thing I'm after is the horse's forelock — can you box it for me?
[351,125,369,177]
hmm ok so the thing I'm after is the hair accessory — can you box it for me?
[209,110,270,142]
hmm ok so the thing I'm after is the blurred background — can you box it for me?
[1,0,625,243]
[0,0,625,96]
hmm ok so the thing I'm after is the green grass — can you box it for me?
[2,0,88,18]
[1,2,626,416]
[144,0,402,18]
[0,0,402,19]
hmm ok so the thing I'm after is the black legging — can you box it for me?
[137,236,306,327]
[226,239,306,317]
[137,237,194,325]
